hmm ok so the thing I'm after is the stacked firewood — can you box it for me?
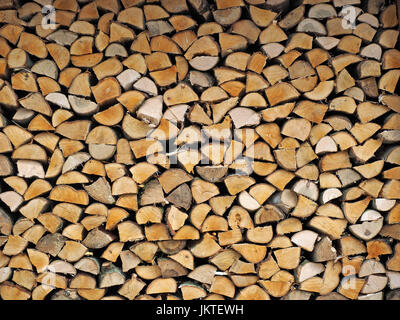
[0,0,399,300]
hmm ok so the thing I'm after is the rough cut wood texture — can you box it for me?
[0,0,399,301]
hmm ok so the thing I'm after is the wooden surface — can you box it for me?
[0,0,399,301]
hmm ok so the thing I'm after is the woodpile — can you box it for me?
[0,0,399,301]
